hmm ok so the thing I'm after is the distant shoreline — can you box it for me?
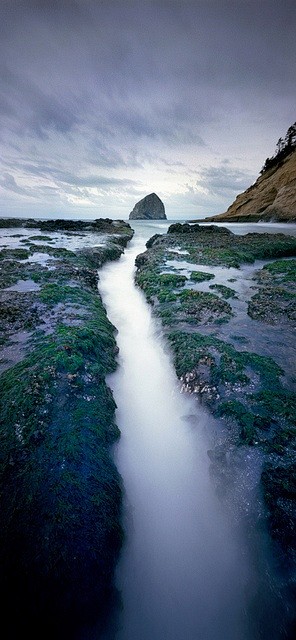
[190,216,296,224]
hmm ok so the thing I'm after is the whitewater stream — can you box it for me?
[97,222,284,640]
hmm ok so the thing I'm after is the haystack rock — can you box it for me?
[129,193,166,220]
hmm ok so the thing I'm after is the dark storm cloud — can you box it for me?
[198,164,255,197]
[0,63,82,139]
[2,0,294,145]
[108,104,205,145]
[0,0,295,216]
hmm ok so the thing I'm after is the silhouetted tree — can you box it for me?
[276,137,284,154]
[260,121,296,174]
[285,122,296,149]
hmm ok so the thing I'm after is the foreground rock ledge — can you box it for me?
[0,218,134,636]
[134,222,296,637]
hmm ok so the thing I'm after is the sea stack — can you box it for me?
[129,193,166,220]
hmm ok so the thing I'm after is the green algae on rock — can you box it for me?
[0,219,133,636]
[248,259,296,326]
[134,221,296,605]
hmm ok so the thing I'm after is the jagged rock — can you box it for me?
[201,148,296,223]
[129,193,166,220]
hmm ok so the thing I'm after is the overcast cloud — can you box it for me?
[0,0,295,219]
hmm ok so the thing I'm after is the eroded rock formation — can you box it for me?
[129,193,166,220]
[203,149,296,223]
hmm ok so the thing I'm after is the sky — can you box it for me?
[0,0,295,221]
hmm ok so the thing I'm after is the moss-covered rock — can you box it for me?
[0,219,134,635]
[190,270,215,282]
[134,223,296,587]
[248,259,296,325]
[209,283,238,299]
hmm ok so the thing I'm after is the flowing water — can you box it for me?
[97,221,288,640]
[1,220,294,638]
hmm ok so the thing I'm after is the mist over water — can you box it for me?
[97,223,279,640]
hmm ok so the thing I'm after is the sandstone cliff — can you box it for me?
[129,193,166,220]
[203,149,296,223]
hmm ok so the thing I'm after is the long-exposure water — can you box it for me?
[97,221,285,640]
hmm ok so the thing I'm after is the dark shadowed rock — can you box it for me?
[129,193,166,220]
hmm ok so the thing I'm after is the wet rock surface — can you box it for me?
[134,222,296,635]
[248,259,296,326]
[0,219,134,636]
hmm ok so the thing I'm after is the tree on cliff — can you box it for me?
[285,122,296,148]
[260,121,296,174]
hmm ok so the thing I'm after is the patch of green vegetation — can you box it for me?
[0,259,58,290]
[269,424,296,453]
[179,289,214,303]
[167,330,283,396]
[248,284,296,324]
[159,273,187,287]
[155,306,177,325]
[39,283,87,306]
[155,273,187,302]
[212,352,249,385]
[158,290,179,303]
[0,248,30,260]
[209,284,237,299]
[217,400,256,444]
[135,268,159,300]
[0,299,123,627]
[28,244,75,258]
[27,268,57,283]
[0,322,119,461]
[261,460,296,550]
[135,268,186,302]
[136,226,296,572]
[229,335,249,344]
[187,246,243,268]
[167,331,215,377]
[166,330,294,448]
[250,389,296,424]
[0,267,20,289]
[0,222,136,628]
[159,227,296,269]
[262,259,296,282]
[0,303,22,322]
[213,316,230,324]
[28,235,54,241]
[238,350,282,388]
[177,289,233,321]
[190,270,215,282]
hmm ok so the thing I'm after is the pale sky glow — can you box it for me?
[0,0,295,220]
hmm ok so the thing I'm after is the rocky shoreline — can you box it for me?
[0,218,133,636]
[1,216,296,636]
[134,222,296,635]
